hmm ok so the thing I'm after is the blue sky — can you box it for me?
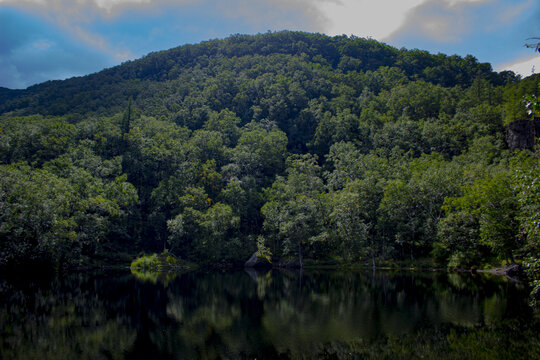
[0,0,539,89]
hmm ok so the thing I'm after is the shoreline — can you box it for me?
[8,261,523,283]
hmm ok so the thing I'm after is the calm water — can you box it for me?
[1,269,539,359]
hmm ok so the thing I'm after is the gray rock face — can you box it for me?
[244,252,272,268]
[507,120,535,151]
[505,264,521,277]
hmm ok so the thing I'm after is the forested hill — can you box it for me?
[0,31,517,117]
[0,32,539,289]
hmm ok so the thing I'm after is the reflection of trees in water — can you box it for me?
[0,270,538,359]
[0,272,137,360]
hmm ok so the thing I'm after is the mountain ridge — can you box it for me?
[0,31,518,117]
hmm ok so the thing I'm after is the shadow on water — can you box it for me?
[1,268,539,359]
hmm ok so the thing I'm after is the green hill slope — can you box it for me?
[0,31,515,117]
[0,32,538,282]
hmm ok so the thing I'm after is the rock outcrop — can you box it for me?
[507,117,540,151]
[244,252,272,268]
[504,264,522,277]
[507,120,535,150]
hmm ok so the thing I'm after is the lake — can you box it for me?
[1,268,539,359]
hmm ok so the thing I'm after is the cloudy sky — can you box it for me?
[1,0,539,89]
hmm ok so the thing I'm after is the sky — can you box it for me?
[0,0,539,89]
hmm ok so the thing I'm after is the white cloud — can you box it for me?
[446,0,487,6]
[0,0,158,17]
[94,0,152,11]
[32,39,54,50]
[0,0,151,9]
[208,0,328,32]
[314,0,494,41]
[0,0,416,41]
[497,55,540,78]
[3,0,531,71]
[0,0,330,60]
[496,0,533,25]
[317,0,426,40]
[0,0,152,60]
[382,0,493,43]
[384,0,537,47]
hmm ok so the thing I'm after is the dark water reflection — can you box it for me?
[1,269,539,359]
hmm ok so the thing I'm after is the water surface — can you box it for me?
[1,269,538,359]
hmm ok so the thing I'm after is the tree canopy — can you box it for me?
[0,31,538,275]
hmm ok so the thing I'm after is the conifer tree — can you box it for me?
[121,98,132,135]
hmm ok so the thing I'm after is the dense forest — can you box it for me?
[0,32,538,293]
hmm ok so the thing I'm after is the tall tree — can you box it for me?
[121,98,133,136]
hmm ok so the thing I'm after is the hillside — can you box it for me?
[0,32,538,291]
[0,31,516,117]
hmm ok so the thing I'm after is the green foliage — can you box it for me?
[523,94,539,117]
[502,75,540,124]
[0,115,77,166]
[511,152,540,305]
[121,98,133,135]
[130,251,189,271]
[262,154,329,262]
[0,32,538,276]
[512,153,540,252]
[167,186,241,262]
[444,169,520,262]
[378,154,463,260]
[524,257,540,307]
[130,253,160,271]
[256,235,272,262]
[329,186,370,261]
[435,211,482,268]
[0,133,138,268]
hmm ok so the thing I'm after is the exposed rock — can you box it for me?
[507,120,535,151]
[244,252,272,268]
[480,264,523,279]
[505,264,521,277]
